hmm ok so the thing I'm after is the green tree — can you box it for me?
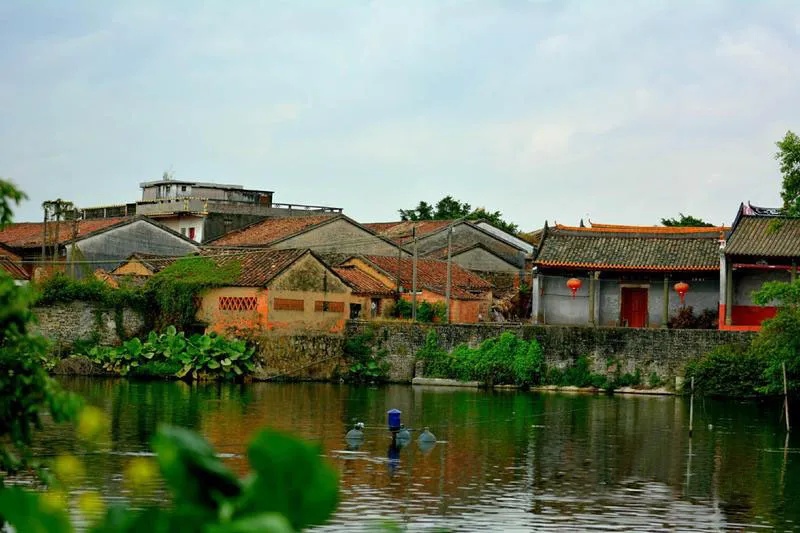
[751,279,800,393]
[399,195,519,234]
[0,179,83,485]
[776,130,800,217]
[661,213,714,227]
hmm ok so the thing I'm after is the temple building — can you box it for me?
[532,223,726,327]
[719,203,800,331]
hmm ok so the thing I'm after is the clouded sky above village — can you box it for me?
[2,1,800,230]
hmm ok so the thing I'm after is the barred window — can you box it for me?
[273,298,305,311]
[218,296,258,311]
[314,300,345,313]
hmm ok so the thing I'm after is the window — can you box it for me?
[315,300,344,313]
[181,185,187,192]
[273,298,305,311]
[188,227,196,240]
[218,296,258,311]
[180,228,187,235]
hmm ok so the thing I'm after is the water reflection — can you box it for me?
[28,379,800,531]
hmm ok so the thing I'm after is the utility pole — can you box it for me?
[445,224,453,323]
[412,226,418,321]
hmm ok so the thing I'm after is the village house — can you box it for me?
[0,216,198,279]
[80,176,343,243]
[0,244,28,284]
[339,255,493,323]
[719,203,800,331]
[207,214,407,257]
[332,264,396,319]
[194,248,354,334]
[364,219,529,270]
[532,223,727,327]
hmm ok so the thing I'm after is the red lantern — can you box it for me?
[566,278,582,298]
[674,281,689,304]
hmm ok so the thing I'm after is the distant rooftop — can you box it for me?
[139,178,273,194]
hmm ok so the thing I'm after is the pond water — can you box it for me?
[29,379,800,531]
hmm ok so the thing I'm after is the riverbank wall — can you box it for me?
[346,321,756,389]
[33,302,145,356]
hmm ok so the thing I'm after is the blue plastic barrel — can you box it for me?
[387,409,402,431]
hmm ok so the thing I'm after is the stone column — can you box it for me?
[531,268,542,324]
[662,274,669,328]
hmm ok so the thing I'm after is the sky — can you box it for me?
[2,1,800,231]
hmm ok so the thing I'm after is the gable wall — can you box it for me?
[275,218,406,256]
[453,248,520,273]
[71,220,199,276]
[418,224,525,267]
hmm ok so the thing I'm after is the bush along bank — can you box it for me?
[61,326,256,381]
[685,279,800,398]
[416,331,664,392]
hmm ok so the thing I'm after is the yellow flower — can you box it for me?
[76,405,108,443]
[40,489,68,512]
[53,454,85,486]
[78,491,106,521]
[125,457,158,492]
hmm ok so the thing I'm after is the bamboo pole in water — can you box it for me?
[783,362,790,433]
[689,376,695,437]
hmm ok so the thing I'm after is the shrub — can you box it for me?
[416,332,544,386]
[685,344,767,397]
[79,326,256,380]
[144,256,240,331]
[35,272,146,310]
[417,330,451,378]
[343,330,388,383]
[668,306,717,329]
[545,356,607,388]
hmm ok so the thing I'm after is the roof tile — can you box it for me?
[726,216,800,257]
[0,218,129,249]
[198,248,307,286]
[333,265,394,296]
[210,215,338,246]
[363,220,455,244]
[535,225,723,271]
[360,255,491,299]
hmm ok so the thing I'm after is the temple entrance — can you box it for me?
[620,287,648,327]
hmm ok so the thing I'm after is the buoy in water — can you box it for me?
[395,424,411,446]
[418,426,436,443]
[346,422,365,441]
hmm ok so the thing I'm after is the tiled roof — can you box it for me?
[534,225,723,271]
[126,252,180,273]
[333,265,394,296]
[199,248,307,286]
[0,257,29,280]
[424,242,517,267]
[725,216,800,257]
[363,220,455,244]
[360,255,491,299]
[209,215,338,246]
[0,218,129,249]
[556,223,729,235]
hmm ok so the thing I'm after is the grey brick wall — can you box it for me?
[345,321,755,388]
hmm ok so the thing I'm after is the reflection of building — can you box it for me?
[532,223,726,327]
[81,177,343,243]
[720,203,800,331]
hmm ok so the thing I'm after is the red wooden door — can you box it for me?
[621,288,648,327]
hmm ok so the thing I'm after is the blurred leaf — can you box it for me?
[0,487,73,533]
[151,425,241,510]
[240,429,338,530]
